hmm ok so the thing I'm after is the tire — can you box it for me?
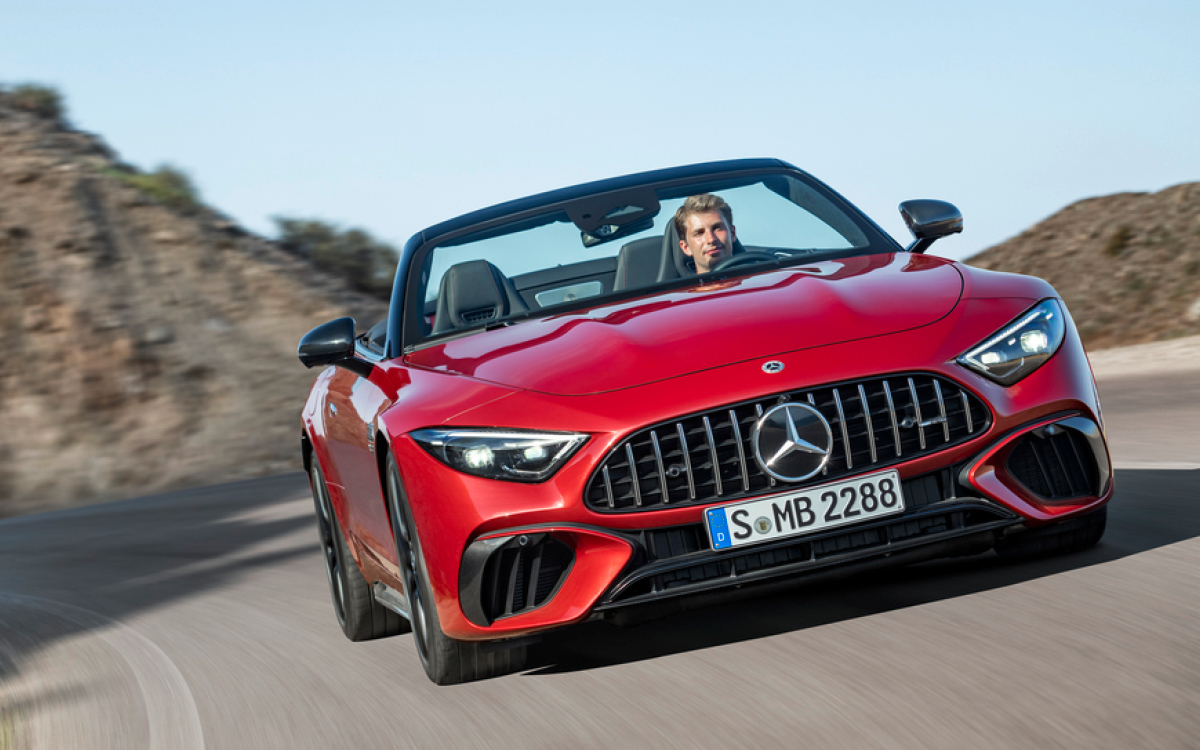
[309,460,407,641]
[384,453,526,685]
[995,505,1107,560]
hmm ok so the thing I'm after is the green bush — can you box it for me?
[275,218,398,298]
[10,83,64,120]
[111,165,202,214]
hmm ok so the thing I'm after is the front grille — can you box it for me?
[1007,428,1098,500]
[586,373,990,512]
[478,535,573,622]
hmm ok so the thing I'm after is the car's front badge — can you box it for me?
[751,403,833,482]
[762,360,785,374]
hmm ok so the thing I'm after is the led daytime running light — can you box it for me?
[411,428,588,483]
[957,299,1066,386]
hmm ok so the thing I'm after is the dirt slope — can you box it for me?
[0,93,386,515]
[967,183,1200,348]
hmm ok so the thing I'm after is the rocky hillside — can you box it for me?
[967,183,1200,349]
[1,86,1197,516]
[0,91,386,516]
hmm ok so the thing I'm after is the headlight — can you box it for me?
[410,428,588,482]
[957,299,1066,385]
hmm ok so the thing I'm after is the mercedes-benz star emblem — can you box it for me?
[751,403,833,482]
[762,361,785,374]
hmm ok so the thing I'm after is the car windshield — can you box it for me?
[414,172,890,342]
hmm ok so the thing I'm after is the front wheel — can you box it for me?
[384,453,526,685]
[309,460,407,641]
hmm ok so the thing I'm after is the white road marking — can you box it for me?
[0,594,205,750]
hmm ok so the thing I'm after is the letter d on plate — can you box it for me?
[706,508,732,550]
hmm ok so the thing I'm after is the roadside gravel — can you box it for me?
[1088,334,1200,379]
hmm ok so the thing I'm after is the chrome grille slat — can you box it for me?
[650,431,669,504]
[586,373,990,512]
[907,377,926,450]
[703,416,722,496]
[676,424,696,500]
[882,380,902,457]
[625,443,642,507]
[807,393,827,475]
[857,384,877,463]
[933,380,950,442]
[729,409,750,493]
[832,388,853,470]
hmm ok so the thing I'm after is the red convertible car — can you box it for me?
[298,159,1111,684]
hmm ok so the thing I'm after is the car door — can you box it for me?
[322,366,395,566]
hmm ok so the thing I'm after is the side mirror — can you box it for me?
[298,317,373,376]
[899,199,963,254]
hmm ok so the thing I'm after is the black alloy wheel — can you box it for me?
[308,459,406,641]
[310,462,348,624]
[386,454,433,664]
[384,453,527,685]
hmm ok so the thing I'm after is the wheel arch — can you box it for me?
[375,429,397,530]
[301,427,314,473]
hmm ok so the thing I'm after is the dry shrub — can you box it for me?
[10,83,64,120]
[275,218,398,298]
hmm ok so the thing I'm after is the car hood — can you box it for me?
[406,253,964,396]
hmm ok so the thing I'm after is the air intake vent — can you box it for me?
[478,534,573,622]
[1006,427,1098,500]
[585,373,990,513]
[461,306,498,323]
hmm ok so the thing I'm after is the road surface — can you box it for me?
[1,361,1197,749]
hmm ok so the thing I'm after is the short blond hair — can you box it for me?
[673,193,733,237]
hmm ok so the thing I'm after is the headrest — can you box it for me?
[432,260,527,334]
[614,236,663,291]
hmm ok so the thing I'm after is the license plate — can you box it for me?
[704,470,905,550]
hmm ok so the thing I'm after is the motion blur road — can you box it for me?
[1,367,1197,749]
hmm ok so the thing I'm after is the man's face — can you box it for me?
[680,210,736,274]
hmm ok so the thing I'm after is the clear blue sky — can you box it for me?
[4,0,1198,260]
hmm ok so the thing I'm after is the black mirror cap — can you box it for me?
[899,199,963,253]
[298,317,358,369]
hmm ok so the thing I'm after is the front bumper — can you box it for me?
[451,413,1110,637]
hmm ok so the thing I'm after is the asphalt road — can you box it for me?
[1,373,1197,750]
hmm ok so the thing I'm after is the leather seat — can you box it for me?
[613,237,662,291]
[432,260,529,334]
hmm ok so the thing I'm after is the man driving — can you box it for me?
[674,193,737,274]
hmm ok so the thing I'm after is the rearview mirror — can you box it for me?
[899,199,963,254]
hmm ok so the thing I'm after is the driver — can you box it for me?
[674,193,737,274]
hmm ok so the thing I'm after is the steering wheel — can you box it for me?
[711,251,780,273]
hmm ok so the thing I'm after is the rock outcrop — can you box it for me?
[0,93,386,515]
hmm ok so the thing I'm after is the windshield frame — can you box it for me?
[390,161,903,356]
